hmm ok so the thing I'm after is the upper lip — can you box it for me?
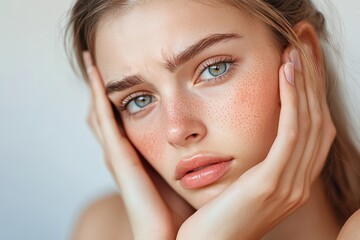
[175,153,233,180]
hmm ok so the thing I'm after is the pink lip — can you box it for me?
[176,153,233,189]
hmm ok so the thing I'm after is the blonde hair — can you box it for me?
[65,0,360,223]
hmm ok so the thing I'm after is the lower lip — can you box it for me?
[179,160,233,190]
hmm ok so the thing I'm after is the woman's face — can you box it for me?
[95,0,282,208]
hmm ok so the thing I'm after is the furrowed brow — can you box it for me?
[164,33,242,72]
[105,75,144,95]
[105,33,241,94]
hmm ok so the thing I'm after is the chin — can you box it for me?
[182,180,234,209]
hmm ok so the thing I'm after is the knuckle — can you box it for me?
[257,177,312,209]
[288,186,310,208]
[286,129,299,146]
[297,188,310,207]
[330,125,337,139]
[288,187,303,206]
[300,189,311,205]
[278,187,292,202]
[310,107,322,131]
[327,122,337,139]
[260,178,279,199]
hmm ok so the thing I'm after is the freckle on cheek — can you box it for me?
[210,54,279,142]
[127,126,163,163]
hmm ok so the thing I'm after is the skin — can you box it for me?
[78,0,347,239]
[338,209,360,239]
[95,0,281,209]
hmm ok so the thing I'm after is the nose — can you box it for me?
[164,100,207,148]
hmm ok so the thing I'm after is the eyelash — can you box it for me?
[118,56,237,117]
[196,56,237,84]
[118,92,153,113]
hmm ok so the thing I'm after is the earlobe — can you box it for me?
[292,21,323,66]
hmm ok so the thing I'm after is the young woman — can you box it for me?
[66,0,360,239]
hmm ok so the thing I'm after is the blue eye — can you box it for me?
[200,62,231,81]
[126,95,153,114]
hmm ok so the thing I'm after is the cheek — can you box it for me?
[124,120,165,166]
[208,55,281,158]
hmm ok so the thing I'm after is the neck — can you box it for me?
[263,178,341,240]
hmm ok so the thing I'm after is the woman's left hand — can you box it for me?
[177,47,336,240]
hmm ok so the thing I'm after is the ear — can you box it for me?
[293,21,323,66]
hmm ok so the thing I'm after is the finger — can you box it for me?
[281,49,311,187]
[87,100,105,145]
[310,104,336,182]
[82,52,140,168]
[83,53,105,145]
[261,61,299,180]
[306,49,336,182]
[83,52,125,149]
[295,46,324,187]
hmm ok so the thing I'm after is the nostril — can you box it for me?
[187,133,199,140]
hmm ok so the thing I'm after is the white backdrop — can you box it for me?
[0,1,359,240]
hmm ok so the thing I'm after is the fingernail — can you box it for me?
[289,49,302,72]
[284,62,294,85]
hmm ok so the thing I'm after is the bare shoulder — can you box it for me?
[337,209,360,240]
[71,193,133,240]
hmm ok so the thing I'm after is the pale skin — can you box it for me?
[72,1,360,239]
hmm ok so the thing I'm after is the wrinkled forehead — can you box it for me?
[93,0,264,82]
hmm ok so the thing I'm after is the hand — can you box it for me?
[176,46,336,239]
[83,52,194,239]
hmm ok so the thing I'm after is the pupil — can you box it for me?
[135,96,151,107]
[209,63,226,76]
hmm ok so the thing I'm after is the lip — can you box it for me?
[176,153,233,189]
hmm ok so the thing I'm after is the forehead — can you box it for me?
[94,0,269,82]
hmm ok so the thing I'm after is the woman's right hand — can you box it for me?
[82,52,194,239]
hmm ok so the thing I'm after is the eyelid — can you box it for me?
[118,91,152,111]
[195,55,236,83]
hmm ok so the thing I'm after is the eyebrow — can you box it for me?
[106,75,144,95]
[164,33,242,72]
[105,33,241,95]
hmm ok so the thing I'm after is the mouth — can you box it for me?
[175,153,233,190]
